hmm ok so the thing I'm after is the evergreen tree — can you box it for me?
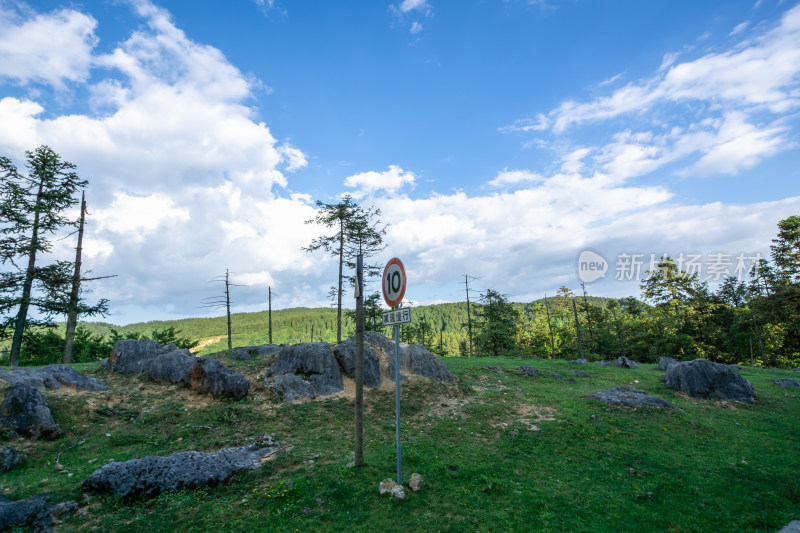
[474,289,520,356]
[0,146,87,366]
[304,195,386,342]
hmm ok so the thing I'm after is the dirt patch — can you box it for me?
[517,404,558,422]
[193,336,226,354]
[424,397,469,418]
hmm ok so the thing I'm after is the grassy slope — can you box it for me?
[1,357,798,532]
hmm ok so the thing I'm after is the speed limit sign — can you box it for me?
[382,258,406,308]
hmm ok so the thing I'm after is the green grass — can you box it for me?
[2,358,799,532]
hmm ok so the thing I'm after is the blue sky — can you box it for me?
[0,0,799,324]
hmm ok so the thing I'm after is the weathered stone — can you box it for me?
[189,358,250,400]
[572,370,586,378]
[147,351,196,384]
[379,478,405,499]
[363,331,453,383]
[571,358,588,364]
[0,364,108,392]
[777,519,800,533]
[108,339,161,375]
[0,447,20,472]
[230,349,251,360]
[658,356,678,371]
[595,361,615,366]
[0,495,78,533]
[270,374,315,402]
[550,372,564,380]
[791,368,800,373]
[585,386,674,408]
[665,358,755,403]
[615,356,638,369]
[772,378,800,388]
[517,365,538,377]
[409,473,424,492]
[485,365,504,373]
[334,339,381,388]
[82,445,272,500]
[0,383,63,440]
[158,343,179,355]
[238,344,281,356]
[268,343,344,399]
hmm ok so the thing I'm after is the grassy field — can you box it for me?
[2,356,799,532]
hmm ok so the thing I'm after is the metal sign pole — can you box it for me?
[394,321,402,484]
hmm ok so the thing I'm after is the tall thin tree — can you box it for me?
[0,146,87,366]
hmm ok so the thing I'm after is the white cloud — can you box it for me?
[344,165,416,198]
[410,21,423,34]
[509,4,800,134]
[0,7,97,89]
[488,168,544,187]
[396,0,432,15]
[92,192,191,243]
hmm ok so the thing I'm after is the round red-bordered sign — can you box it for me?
[382,258,406,308]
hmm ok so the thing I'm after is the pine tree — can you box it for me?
[0,146,87,366]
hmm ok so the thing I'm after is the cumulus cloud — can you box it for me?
[344,165,416,198]
[0,6,98,89]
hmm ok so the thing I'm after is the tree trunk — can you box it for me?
[226,269,232,354]
[9,176,45,366]
[544,294,555,358]
[355,254,364,467]
[572,299,584,358]
[63,192,86,364]
[268,286,272,344]
[336,220,343,343]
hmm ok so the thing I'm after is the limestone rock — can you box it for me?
[772,378,800,388]
[571,358,588,364]
[0,447,20,472]
[81,445,273,500]
[267,343,344,401]
[585,386,673,408]
[364,331,453,383]
[147,351,196,384]
[572,370,586,378]
[379,478,405,500]
[0,495,78,533]
[658,356,678,371]
[334,339,381,388]
[614,356,638,369]
[230,349,251,360]
[238,344,281,356]
[270,374,315,402]
[409,473,424,492]
[0,383,63,440]
[189,358,250,400]
[665,358,755,403]
[550,372,564,380]
[0,364,108,392]
[517,365,538,377]
[108,339,161,375]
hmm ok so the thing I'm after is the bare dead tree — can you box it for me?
[199,269,242,354]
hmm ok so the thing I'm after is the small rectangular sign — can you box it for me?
[382,307,412,326]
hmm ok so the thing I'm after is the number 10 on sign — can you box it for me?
[382,258,406,308]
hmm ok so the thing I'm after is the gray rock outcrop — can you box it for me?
[147,351,249,400]
[108,339,162,375]
[1,447,20,472]
[658,356,678,371]
[0,364,108,392]
[189,358,250,400]
[665,358,755,403]
[772,378,800,388]
[267,343,344,401]
[147,351,197,384]
[517,365,538,377]
[0,495,78,533]
[585,387,673,408]
[364,332,453,383]
[0,383,63,440]
[333,339,381,388]
[271,374,316,402]
[81,444,272,501]
[614,356,638,369]
[571,358,588,365]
